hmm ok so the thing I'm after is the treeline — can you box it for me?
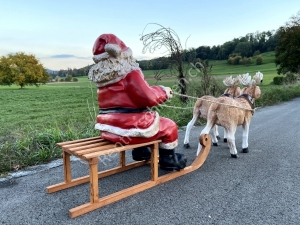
[48,65,93,78]
[138,30,279,70]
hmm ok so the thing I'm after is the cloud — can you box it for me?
[51,54,75,58]
[51,54,90,60]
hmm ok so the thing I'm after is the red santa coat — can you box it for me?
[95,69,178,149]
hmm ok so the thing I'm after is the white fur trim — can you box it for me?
[95,112,160,138]
[159,139,178,149]
[104,44,121,58]
[159,85,168,98]
[159,85,172,99]
[93,48,133,63]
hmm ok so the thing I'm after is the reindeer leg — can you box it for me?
[201,121,218,147]
[223,127,227,143]
[210,125,219,146]
[215,125,220,140]
[183,115,198,148]
[242,122,250,153]
[225,127,238,158]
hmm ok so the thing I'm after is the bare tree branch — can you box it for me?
[140,23,187,102]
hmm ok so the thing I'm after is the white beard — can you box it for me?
[88,50,140,87]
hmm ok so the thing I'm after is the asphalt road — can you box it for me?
[1,98,300,225]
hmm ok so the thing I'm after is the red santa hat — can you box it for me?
[92,34,134,62]
[93,34,128,54]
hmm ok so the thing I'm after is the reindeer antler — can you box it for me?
[223,75,234,87]
[239,73,252,87]
[233,76,240,86]
[252,71,263,85]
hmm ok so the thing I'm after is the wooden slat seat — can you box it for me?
[46,134,211,218]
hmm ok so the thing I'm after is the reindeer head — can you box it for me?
[223,75,241,97]
[240,72,263,100]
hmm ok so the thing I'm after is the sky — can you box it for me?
[0,0,299,71]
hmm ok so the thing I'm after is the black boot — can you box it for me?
[159,149,187,171]
[132,146,151,161]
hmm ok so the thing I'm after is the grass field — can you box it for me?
[0,77,98,139]
[1,51,300,173]
[143,51,278,86]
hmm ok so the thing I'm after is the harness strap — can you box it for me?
[221,93,233,98]
[237,94,255,114]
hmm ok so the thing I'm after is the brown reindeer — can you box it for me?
[198,72,263,157]
[184,75,241,148]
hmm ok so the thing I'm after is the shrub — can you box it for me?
[233,56,242,65]
[65,75,73,82]
[273,76,284,85]
[227,57,234,65]
[60,78,65,82]
[256,55,263,65]
[283,72,298,84]
[256,84,300,107]
[73,77,78,82]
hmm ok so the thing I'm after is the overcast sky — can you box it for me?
[0,0,299,70]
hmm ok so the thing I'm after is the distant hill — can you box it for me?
[46,68,58,74]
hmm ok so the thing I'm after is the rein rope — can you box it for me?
[159,92,257,112]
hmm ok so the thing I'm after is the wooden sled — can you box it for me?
[46,134,211,218]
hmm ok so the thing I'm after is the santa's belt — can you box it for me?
[99,108,150,114]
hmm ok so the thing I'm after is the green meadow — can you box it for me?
[1,51,300,173]
[0,77,97,138]
[143,51,278,86]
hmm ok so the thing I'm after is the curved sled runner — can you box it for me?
[46,134,211,218]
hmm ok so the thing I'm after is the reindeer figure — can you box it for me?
[184,75,241,148]
[198,72,263,157]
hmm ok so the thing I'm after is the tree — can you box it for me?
[275,11,300,75]
[253,50,260,56]
[234,42,251,57]
[209,45,220,59]
[196,46,211,60]
[0,52,49,88]
[140,23,188,102]
[219,41,235,59]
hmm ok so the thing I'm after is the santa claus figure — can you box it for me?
[88,34,186,171]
